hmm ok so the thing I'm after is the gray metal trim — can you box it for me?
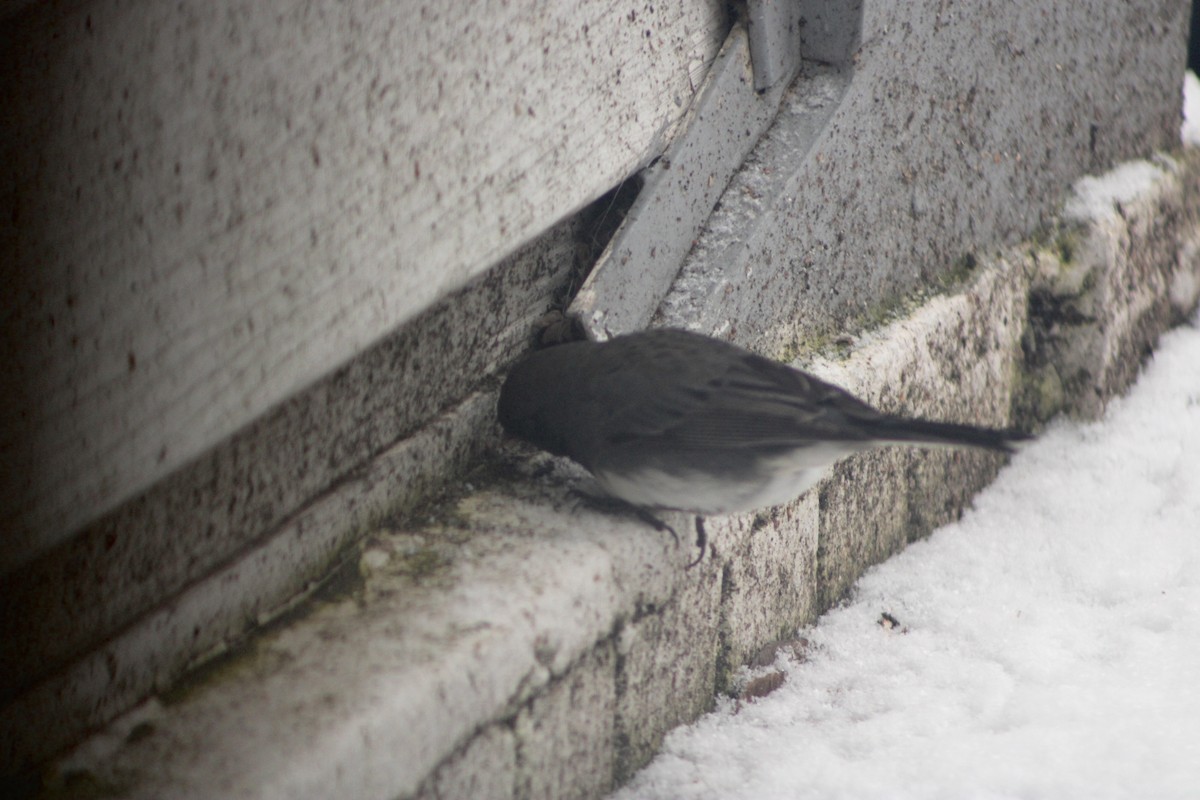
[570,4,865,340]
[571,25,796,339]
[747,0,803,91]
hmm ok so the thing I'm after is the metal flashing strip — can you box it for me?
[747,0,803,90]
[570,24,794,339]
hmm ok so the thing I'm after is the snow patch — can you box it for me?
[1182,71,1200,147]
[1064,160,1165,222]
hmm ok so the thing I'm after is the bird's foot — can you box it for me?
[568,489,701,557]
[686,516,708,569]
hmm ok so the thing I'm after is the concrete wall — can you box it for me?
[0,0,1193,791]
[0,0,728,569]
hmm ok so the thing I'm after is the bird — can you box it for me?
[498,327,1028,563]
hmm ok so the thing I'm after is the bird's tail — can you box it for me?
[865,416,1032,454]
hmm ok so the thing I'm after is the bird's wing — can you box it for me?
[598,346,882,451]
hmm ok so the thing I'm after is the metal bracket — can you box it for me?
[747,0,803,91]
[569,3,863,340]
[570,24,797,338]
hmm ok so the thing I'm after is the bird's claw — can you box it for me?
[685,516,708,569]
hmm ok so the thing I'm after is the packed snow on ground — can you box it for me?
[610,79,1200,800]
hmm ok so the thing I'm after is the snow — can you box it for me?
[610,76,1200,800]
[612,311,1200,800]
[1183,72,1200,147]
[1063,160,1166,222]
[1065,70,1200,223]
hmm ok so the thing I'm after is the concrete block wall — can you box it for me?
[1,0,1194,794]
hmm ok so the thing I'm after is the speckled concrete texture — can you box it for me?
[0,218,588,772]
[0,0,728,568]
[611,579,723,783]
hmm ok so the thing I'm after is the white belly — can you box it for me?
[594,443,856,515]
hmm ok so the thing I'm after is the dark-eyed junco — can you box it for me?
[498,328,1028,556]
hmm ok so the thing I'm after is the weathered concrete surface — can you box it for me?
[1026,158,1200,419]
[33,149,1200,799]
[808,259,1032,607]
[0,0,728,570]
[0,211,593,773]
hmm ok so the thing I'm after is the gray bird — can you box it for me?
[498,328,1027,558]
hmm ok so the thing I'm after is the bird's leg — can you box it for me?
[569,488,679,545]
[686,516,707,569]
[630,505,679,546]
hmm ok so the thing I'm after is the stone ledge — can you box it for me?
[39,150,1200,800]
